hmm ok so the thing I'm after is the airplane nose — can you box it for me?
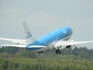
[63,27,73,34]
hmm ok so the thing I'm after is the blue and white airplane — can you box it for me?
[0,21,93,54]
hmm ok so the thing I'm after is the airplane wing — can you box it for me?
[1,44,26,48]
[0,37,26,44]
[1,44,48,51]
[1,44,49,52]
[55,40,93,47]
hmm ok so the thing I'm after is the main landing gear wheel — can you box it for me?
[55,50,61,54]
[38,51,43,53]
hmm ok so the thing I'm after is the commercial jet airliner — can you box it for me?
[0,21,93,54]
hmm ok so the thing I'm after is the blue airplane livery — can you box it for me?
[0,21,93,54]
[26,32,32,39]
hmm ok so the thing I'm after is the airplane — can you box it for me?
[0,21,93,54]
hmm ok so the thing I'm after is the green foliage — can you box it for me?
[0,46,93,70]
[0,57,93,70]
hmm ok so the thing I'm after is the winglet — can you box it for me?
[23,21,36,44]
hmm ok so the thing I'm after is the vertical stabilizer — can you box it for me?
[23,21,36,44]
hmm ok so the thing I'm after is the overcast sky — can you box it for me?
[0,0,93,49]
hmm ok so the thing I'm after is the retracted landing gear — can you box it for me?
[38,51,43,53]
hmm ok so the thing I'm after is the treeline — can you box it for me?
[0,46,93,70]
[0,57,93,70]
[1,46,93,60]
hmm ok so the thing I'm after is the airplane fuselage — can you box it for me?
[26,27,73,50]
[1,22,92,54]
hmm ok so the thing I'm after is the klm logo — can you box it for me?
[63,30,67,34]
[26,32,32,39]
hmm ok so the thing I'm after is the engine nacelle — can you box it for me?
[66,45,72,48]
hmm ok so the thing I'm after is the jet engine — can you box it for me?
[66,45,72,48]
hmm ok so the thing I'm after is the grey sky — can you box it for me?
[0,0,93,49]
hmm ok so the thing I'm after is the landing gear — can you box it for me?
[55,47,61,54]
[38,51,43,53]
[55,50,61,54]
